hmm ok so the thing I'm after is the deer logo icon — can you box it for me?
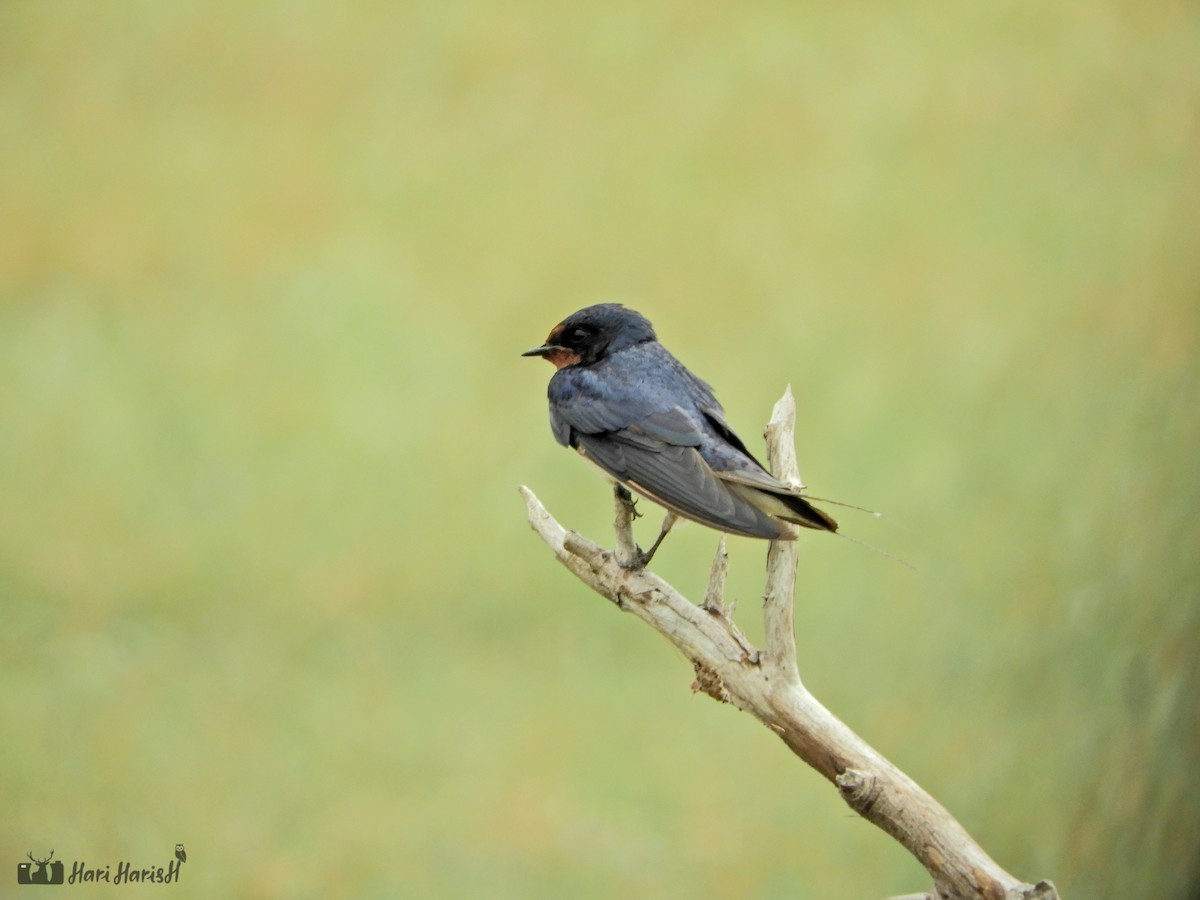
[17,849,64,885]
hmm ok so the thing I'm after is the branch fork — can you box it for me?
[521,386,1058,900]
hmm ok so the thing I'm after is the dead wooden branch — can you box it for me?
[520,386,1058,900]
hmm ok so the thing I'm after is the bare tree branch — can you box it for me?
[519,387,1059,900]
[762,387,803,688]
[701,535,728,614]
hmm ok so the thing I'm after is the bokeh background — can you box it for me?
[2,2,1197,897]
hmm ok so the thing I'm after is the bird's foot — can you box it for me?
[618,512,677,570]
[619,546,655,570]
[613,484,643,520]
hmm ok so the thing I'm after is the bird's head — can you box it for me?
[522,304,656,369]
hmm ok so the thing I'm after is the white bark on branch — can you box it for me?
[519,387,1059,900]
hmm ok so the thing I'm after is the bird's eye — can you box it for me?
[568,327,590,344]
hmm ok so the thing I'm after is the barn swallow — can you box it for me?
[523,304,837,559]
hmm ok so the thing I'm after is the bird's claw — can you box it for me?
[620,512,677,569]
[614,484,644,520]
[619,545,655,570]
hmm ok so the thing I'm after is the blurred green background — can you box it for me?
[2,1,1197,897]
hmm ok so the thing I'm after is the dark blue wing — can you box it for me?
[548,364,782,536]
[574,428,783,538]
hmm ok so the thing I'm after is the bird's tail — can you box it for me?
[775,492,839,532]
[726,483,839,533]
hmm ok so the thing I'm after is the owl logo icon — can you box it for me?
[175,844,187,864]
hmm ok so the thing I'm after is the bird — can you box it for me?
[523,303,837,563]
[175,844,187,864]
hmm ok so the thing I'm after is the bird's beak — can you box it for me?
[521,343,564,358]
